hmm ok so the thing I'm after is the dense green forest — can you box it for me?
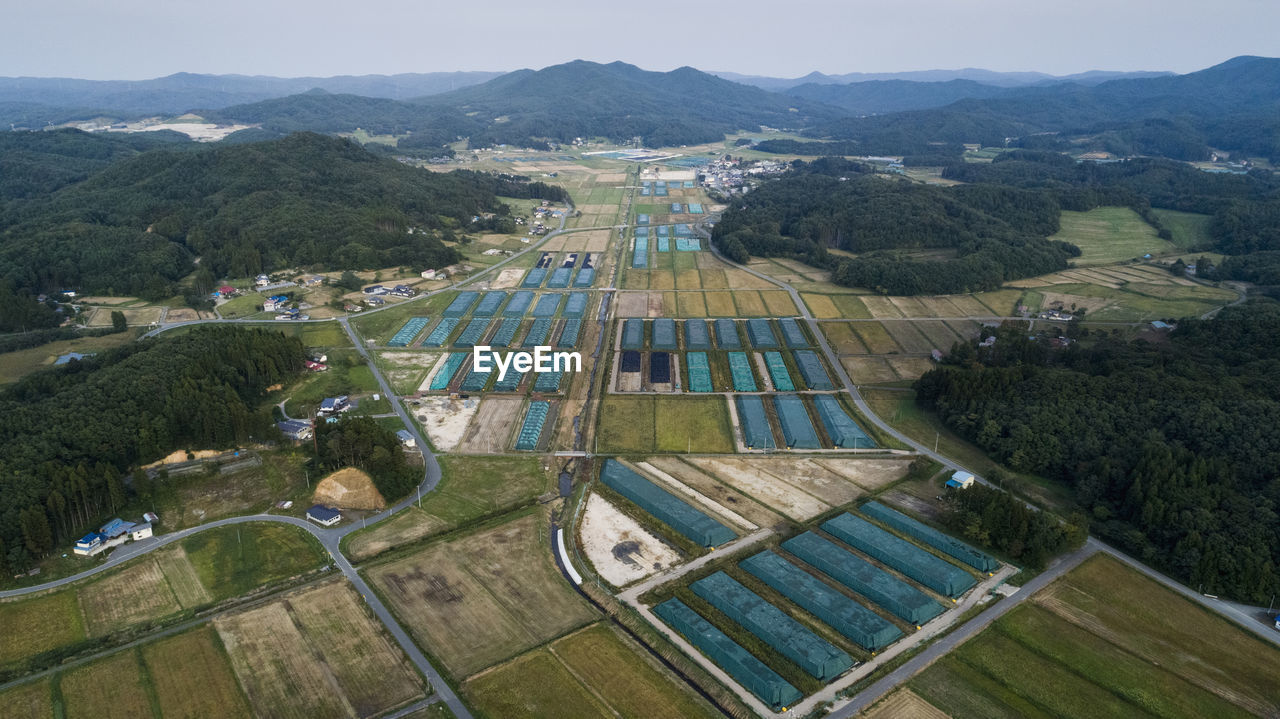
[917,303,1280,601]
[0,326,306,573]
[942,482,1087,569]
[0,130,566,298]
[711,158,1079,294]
[315,416,419,501]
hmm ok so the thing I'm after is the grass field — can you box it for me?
[141,626,253,718]
[464,623,720,719]
[0,588,84,667]
[345,455,553,561]
[1030,281,1236,321]
[597,396,734,453]
[0,678,52,717]
[368,510,597,679]
[910,554,1280,718]
[60,651,153,719]
[79,556,183,636]
[0,328,142,386]
[352,292,458,344]
[1150,208,1214,250]
[183,522,327,601]
[283,352,381,417]
[1051,207,1176,265]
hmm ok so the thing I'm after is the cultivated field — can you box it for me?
[456,396,525,452]
[368,510,596,678]
[60,651,153,719]
[141,626,253,719]
[863,688,949,719]
[1051,207,1176,265]
[0,679,52,717]
[597,396,734,454]
[643,457,786,529]
[910,554,1280,718]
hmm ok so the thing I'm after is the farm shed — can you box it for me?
[763,352,795,392]
[473,291,508,317]
[692,571,853,681]
[793,351,833,390]
[822,514,976,597]
[772,395,820,449]
[686,352,712,392]
[736,396,775,450]
[490,318,521,347]
[859,502,998,572]
[728,352,757,392]
[600,460,735,547]
[503,291,535,317]
[654,599,802,710]
[521,318,553,347]
[741,551,901,651]
[684,319,711,350]
[557,319,581,348]
[778,318,808,347]
[715,319,741,349]
[747,319,779,348]
[443,291,479,317]
[813,396,874,448]
[306,505,342,527]
[783,532,942,625]
[622,319,645,349]
[652,318,677,350]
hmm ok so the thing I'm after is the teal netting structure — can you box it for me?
[860,501,998,572]
[557,319,581,348]
[782,532,943,625]
[522,268,547,288]
[531,293,562,318]
[813,396,874,448]
[453,318,492,348]
[794,350,833,390]
[685,319,710,350]
[633,236,649,268]
[573,268,595,287]
[728,352,757,392]
[459,366,491,392]
[747,319,779,348]
[474,291,507,317]
[657,225,670,237]
[443,291,479,317]
[652,318,677,349]
[763,352,795,392]
[428,353,467,391]
[692,571,853,681]
[421,318,459,347]
[563,292,589,318]
[533,371,562,392]
[654,599,802,710]
[657,236,671,252]
[514,401,549,450]
[490,318,521,347]
[388,317,429,347]
[547,267,572,288]
[675,238,701,251]
[492,369,524,392]
[671,202,683,212]
[688,202,704,213]
[622,319,644,349]
[779,318,808,347]
[503,291,534,317]
[773,394,819,449]
[736,396,775,449]
[522,318,552,347]
[715,319,742,349]
[822,513,976,597]
[741,551,902,651]
[686,352,712,392]
[600,460,735,547]
[637,213,650,225]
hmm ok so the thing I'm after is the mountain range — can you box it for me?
[711,68,1172,90]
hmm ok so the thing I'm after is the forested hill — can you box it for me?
[210,61,841,148]
[785,78,1010,116]
[711,158,1079,294]
[916,302,1280,602]
[0,326,306,574]
[0,130,557,297]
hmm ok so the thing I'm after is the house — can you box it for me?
[143,512,159,524]
[389,284,415,298]
[362,285,387,295]
[302,275,324,286]
[365,296,385,306]
[305,360,328,372]
[73,533,102,556]
[396,429,417,448]
[255,274,270,287]
[979,336,997,348]
[318,396,350,415]
[278,419,314,440]
[217,285,237,297]
[99,518,135,539]
[307,505,342,527]
[130,524,153,541]
[420,269,437,280]
[343,303,363,312]
[946,471,975,490]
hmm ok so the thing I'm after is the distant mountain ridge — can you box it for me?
[713,67,1172,90]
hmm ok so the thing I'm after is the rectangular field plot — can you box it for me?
[601,459,736,547]
[368,511,596,678]
[850,323,901,354]
[1050,207,1175,265]
[59,651,152,719]
[820,322,868,354]
[643,457,785,529]
[686,457,832,521]
[841,356,898,384]
[80,556,183,636]
[141,627,253,719]
[0,679,52,718]
[879,321,934,353]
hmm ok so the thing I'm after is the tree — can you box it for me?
[110,310,127,332]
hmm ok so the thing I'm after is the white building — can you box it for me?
[946,471,975,489]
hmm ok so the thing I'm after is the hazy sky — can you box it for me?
[3,0,1277,80]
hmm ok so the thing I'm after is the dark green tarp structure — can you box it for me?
[622,319,644,349]
[522,267,548,287]
[783,532,943,625]
[459,366,491,392]
[779,318,808,347]
[522,318,552,347]
[514,401,549,450]
[557,319,581,348]
[741,551,901,651]
[728,352,757,392]
[715,319,741,349]
[600,460,735,547]
[860,502,998,572]
[773,394,820,449]
[692,571,853,680]
[490,318,521,347]
[736,396,775,449]
[813,396,874,448]
[686,352,712,392]
[428,353,467,391]
[763,352,795,392]
[654,598,802,710]
[474,291,507,317]
[453,317,491,348]
[421,318,459,347]
[443,291,479,317]
[822,514,976,597]
[547,267,572,288]
[503,291,535,317]
[563,292,589,318]
[794,350,833,390]
[685,319,711,350]
[532,370,562,392]
[652,318,677,349]
[747,319,779,348]
[493,369,524,392]
[531,293,562,317]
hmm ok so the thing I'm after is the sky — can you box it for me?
[3,0,1278,80]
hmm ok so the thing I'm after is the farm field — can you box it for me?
[1150,208,1213,249]
[184,522,327,601]
[344,455,552,561]
[141,626,253,719]
[909,554,1280,719]
[1050,207,1176,265]
[597,395,734,453]
[367,510,596,679]
[0,328,142,386]
[59,651,152,719]
[463,623,720,719]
